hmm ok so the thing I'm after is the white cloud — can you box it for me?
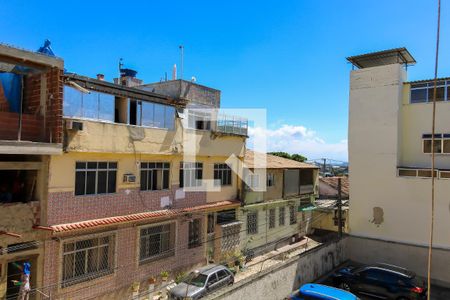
[248,124,348,161]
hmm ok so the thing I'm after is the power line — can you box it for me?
[427,0,441,298]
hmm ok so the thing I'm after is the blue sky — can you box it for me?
[1,0,449,161]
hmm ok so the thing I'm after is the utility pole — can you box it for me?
[337,177,343,238]
[322,158,326,174]
[179,45,184,80]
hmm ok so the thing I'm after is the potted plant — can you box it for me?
[175,272,186,284]
[160,270,169,281]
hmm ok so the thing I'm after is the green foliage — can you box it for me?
[268,152,307,162]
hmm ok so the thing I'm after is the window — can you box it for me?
[217,270,229,280]
[246,174,260,190]
[410,81,448,104]
[140,162,170,191]
[267,173,275,187]
[187,109,211,130]
[134,101,175,130]
[75,162,117,196]
[247,211,258,234]
[207,213,215,234]
[180,162,203,188]
[289,205,297,225]
[208,273,219,285]
[269,208,276,229]
[439,171,450,179]
[398,168,437,178]
[62,235,115,286]
[422,133,450,154]
[188,219,201,248]
[214,163,232,186]
[216,209,236,224]
[139,223,175,262]
[279,207,285,226]
[63,86,114,122]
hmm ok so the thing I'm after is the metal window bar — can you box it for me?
[289,205,297,225]
[62,235,114,287]
[279,207,285,226]
[247,212,258,234]
[139,224,174,262]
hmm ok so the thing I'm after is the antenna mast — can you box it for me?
[179,45,184,80]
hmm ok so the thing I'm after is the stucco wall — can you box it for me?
[64,118,245,158]
[348,63,450,249]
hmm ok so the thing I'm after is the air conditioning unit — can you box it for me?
[123,174,136,183]
[66,120,83,131]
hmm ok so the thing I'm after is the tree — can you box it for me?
[268,152,307,162]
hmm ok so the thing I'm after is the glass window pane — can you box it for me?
[428,86,445,102]
[97,171,107,194]
[108,171,116,193]
[75,171,86,195]
[76,162,86,169]
[97,93,115,121]
[142,102,155,127]
[165,106,175,130]
[86,171,96,194]
[410,89,427,103]
[87,162,98,169]
[154,104,165,128]
[163,170,170,189]
[141,170,147,190]
[63,86,83,118]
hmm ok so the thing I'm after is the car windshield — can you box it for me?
[187,273,208,287]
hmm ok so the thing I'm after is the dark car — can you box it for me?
[168,264,234,300]
[331,263,427,300]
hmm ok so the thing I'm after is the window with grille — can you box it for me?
[75,162,117,196]
[267,173,275,187]
[140,162,170,191]
[188,219,201,248]
[289,205,297,225]
[62,235,115,287]
[247,211,258,234]
[214,163,232,186]
[180,162,203,187]
[422,134,450,154]
[269,208,276,229]
[279,207,285,226]
[139,223,175,263]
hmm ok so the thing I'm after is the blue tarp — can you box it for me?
[0,73,22,113]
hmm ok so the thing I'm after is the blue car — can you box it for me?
[287,283,360,300]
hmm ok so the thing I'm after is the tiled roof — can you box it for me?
[50,200,240,233]
[244,150,318,169]
[319,176,349,198]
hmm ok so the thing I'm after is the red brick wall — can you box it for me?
[42,218,206,300]
[47,185,207,225]
[22,67,63,143]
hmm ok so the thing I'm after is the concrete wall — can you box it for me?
[313,210,349,233]
[206,238,347,300]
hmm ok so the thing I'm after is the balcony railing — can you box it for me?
[216,114,248,136]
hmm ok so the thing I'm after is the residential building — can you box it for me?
[239,151,319,255]
[312,177,349,234]
[347,47,450,286]
[0,43,64,300]
[1,43,248,299]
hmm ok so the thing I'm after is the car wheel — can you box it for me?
[339,282,351,291]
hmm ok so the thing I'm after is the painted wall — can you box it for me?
[348,63,450,257]
[65,118,245,158]
[312,210,349,233]
[239,200,309,252]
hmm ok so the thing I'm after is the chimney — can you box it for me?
[172,64,177,80]
[96,74,105,81]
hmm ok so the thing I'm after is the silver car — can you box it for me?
[169,264,234,300]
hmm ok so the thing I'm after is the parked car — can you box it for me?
[168,264,234,300]
[331,263,427,299]
[287,283,360,300]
